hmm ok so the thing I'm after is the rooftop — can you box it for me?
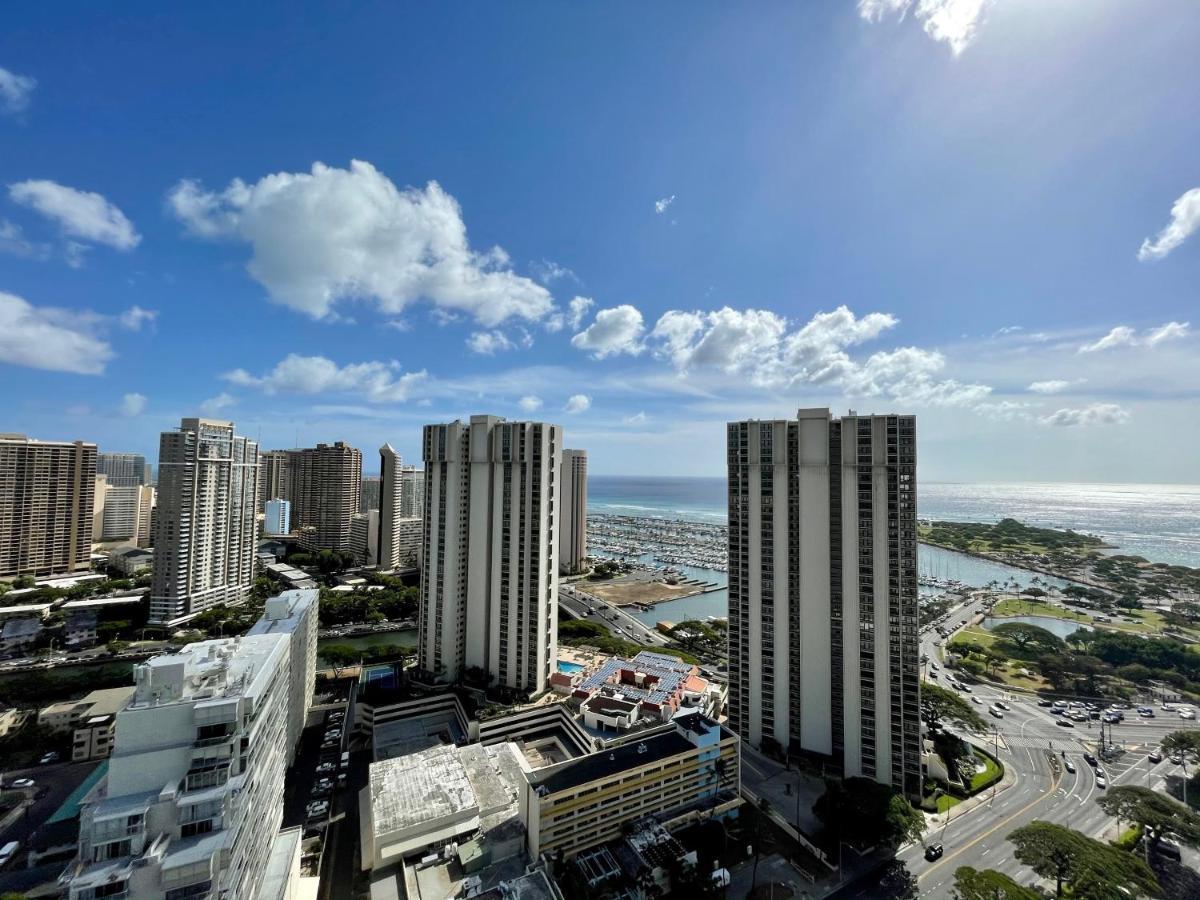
[369,744,478,836]
[575,651,697,707]
[535,729,695,795]
[61,595,145,609]
[130,633,287,708]
[247,588,318,638]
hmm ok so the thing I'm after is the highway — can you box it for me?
[557,583,670,647]
[907,592,1200,896]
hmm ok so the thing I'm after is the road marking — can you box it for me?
[919,763,1062,883]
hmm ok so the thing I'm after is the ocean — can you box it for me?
[588,476,1200,627]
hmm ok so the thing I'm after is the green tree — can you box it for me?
[318,644,358,676]
[989,621,1063,654]
[667,620,718,652]
[1006,821,1158,899]
[877,860,918,899]
[1096,785,1200,852]
[951,866,1041,900]
[922,682,987,733]
[812,778,923,850]
[1161,730,1200,765]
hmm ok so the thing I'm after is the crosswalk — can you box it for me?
[1002,734,1085,751]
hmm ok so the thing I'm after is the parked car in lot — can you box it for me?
[1037,699,1054,707]
[39,752,60,765]
[1096,774,1107,789]
[1180,709,1196,720]
[340,752,350,770]
[316,762,335,774]
[11,778,35,788]
[989,708,1004,719]
[1149,749,1163,763]
[1056,719,1074,728]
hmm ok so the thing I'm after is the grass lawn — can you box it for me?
[970,754,1003,792]
[936,794,962,813]
[948,626,1049,690]
[991,598,1092,623]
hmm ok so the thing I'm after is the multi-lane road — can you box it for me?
[908,592,1200,896]
[557,583,670,647]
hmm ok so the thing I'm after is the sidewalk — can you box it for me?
[921,747,1019,833]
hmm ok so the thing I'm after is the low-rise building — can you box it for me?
[0,605,48,655]
[39,686,136,733]
[109,546,154,576]
[72,712,119,761]
[571,651,713,730]
[520,711,740,860]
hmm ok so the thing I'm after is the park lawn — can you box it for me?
[948,627,1049,690]
[949,625,1000,650]
[936,794,962,813]
[991,598,1092,623]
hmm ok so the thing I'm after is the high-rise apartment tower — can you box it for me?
[419,415,561,694]
[97,451,148,487]
[150,418,260,625]
[260,443,361,553]
[726,408,920,798]
[558,449,588,574]
[0,434,96,579]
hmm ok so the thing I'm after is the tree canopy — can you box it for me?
[1161,730,1200,765]
[318,643,358,674]
[989,621,1063,653]
[1006,821,1158,899]
[812,777,924,850]
[667,620,720,651]
[1096,785,1200,849]
[922,682,986,733]
[952,866,1041,900]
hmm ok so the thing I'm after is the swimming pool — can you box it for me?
[558,660,585,674]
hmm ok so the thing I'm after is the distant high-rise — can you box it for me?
[260,443,361,553]
[97,451,147,488]
[150,418,260,626]
[399,465,424,518]
[360,474,381,512]
[419,415,561,693]
[376,444,405,570]
[264,498,291,536]
[0,434,96,579]
[726,408,920,799]
[559,449,588,574]
[99,484,155,546]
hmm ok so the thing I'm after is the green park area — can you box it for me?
[919,518,1107,557]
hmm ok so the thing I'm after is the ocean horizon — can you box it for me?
[589,476,1200,569]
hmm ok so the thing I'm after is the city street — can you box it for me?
[558,584,670,647]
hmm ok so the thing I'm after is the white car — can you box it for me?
[1180,709,1196,720]
[11,778,35,788]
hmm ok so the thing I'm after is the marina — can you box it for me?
[587,513,727,571]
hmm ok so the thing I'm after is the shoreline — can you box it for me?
[917,540,1099,591]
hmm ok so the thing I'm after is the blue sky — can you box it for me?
[1,1,1197,480]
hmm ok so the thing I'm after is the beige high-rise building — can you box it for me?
[419,416,561,694]
[559,449,588,574]
[150,418,260,625]
[260,443,361,553]
[96,483,155,547]
[726,408,921,799]
[376,445,423,571]
[0,434,96,580]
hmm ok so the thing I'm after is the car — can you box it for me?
[1064,760,1077,774]
[11,778,35,788]
[1070,713,1088,722]
[929,672,938,680]
[924,843,944,862]
[1149,750,1163,763]
[0,841,20,869]
[1139,709,1155,718]
[1083,752,1097,766]
[1170,753,1185,765]
[1089,711,1101,720]
[1056,719,1074,728]
[337,772,347,786]
[316,762,335,774]
[930,662,939,671]
[1096,774,1107,789]
[1154,840,1182,862]
[989,708,1004,719]
[971,696,981,704]
[340,751,350,769]
[994,701,1009,711]
[39,751,60,764]
[1181,710,1196,720]
[1037,699,1054,707]
[959,683,972,693]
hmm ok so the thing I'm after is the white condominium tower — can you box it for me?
[420,415,562,694]
[559,449,588,574]
[726,408,920,799]
[63,589,317,900]
[150,418,261,626]
[97,451,148,487]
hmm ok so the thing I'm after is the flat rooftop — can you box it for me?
[130,634,286,708]
[370,744,478,836]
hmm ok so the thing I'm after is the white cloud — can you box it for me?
[1138,188,1200,261]
[0,291,114,374]
[568,296,594,331]
[1078,321,1189,353]
[0,218,49,259]
[119,393,147,417]
[9,180,140,250]
[0,66,36,115]
[518,395,543,412]
[653,307,788,373]
[564,394,591,414]
[119,305,158,331]
[223,353,427,403]
[1039,403,1130,428]
[655,195,676,214]
[571,304,646,359]
[858,0,995,56]
[531,259,577,285]
[167,160,554,326]
[467,330,516,355]
[623,411,648,425]
[1028,378,1085,395]
[200,392,236,415]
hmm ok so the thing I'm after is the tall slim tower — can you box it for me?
[398,465,424,518]
[559,449,588,574]
[420,415,562,694]
[0,434,96,579]
[150,418,260,625]
[376,443,404,570]
[726,408,920,798]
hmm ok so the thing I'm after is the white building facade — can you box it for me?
[419,415,562,694]
[64,633,294,900]
[150,418,261,626]
[726,408,921,799]
[263,498,291,536]
[247,588,318,761]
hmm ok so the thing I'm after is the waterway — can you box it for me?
[982,615,1092,640]
[316,629,417,656]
